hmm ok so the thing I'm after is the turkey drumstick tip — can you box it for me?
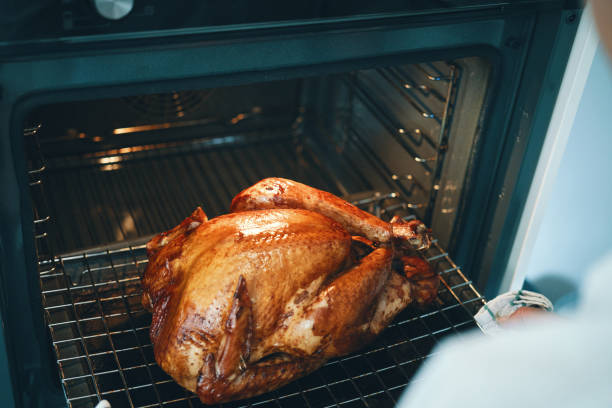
[390,218,432,251]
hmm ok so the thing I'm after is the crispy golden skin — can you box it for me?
[142,178,438,404]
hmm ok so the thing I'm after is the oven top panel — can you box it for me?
[2,0,573,44]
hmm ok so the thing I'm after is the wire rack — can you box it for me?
[38,224,483,408]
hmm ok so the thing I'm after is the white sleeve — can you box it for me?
[398,251,612,408]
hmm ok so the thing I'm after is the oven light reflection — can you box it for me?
[112,111,256,136]
[100,164,122,171]
[98,156,124,171]
[84,144,165,159]
[113,123,172,134]
[98,156,122,164]
[116,211,137,240]
[230,113,246,125]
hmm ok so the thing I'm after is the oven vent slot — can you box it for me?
[122,91,214,122]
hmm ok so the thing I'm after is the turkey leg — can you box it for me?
[230,178,430,249]
[301,247,394,357]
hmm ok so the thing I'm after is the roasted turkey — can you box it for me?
[141,178,439,404]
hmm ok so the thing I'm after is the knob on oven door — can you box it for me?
[92,0,134,20]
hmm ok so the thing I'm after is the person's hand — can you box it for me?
[498,306,551,326]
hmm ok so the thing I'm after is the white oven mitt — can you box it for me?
[474,290,553,335]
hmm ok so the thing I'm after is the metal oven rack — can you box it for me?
[38,230,484,408]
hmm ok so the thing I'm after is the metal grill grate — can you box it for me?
[40,131,371,255]
[122,90,215,121]
[38,206,484,408]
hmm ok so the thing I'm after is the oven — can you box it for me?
[0,1,581,407]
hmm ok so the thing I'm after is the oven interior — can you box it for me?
[25,57,488,407]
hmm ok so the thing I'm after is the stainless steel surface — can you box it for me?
[93,0,134,20]
[329,59,490,249]
[430,57,491,249]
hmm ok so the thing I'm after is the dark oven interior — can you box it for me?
[24,58,489,407]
